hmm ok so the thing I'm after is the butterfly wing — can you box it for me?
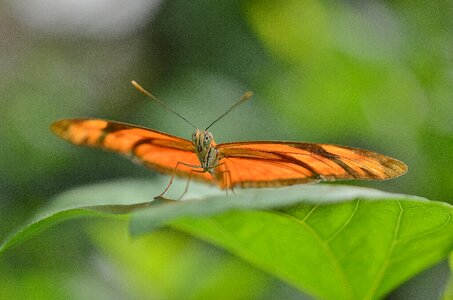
[51,119,213,183]
[216,142,407,188]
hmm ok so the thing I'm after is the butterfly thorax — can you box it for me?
[192,129,219,173]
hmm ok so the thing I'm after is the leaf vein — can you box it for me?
[364,200,404,299]
[275,210,356,299]
[395,213,451,244]
[302,204,320,222]
[326,199,360,244]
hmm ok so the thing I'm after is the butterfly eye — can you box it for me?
[192,132,197,142]
[203,133,212,145]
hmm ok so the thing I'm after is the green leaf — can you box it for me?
[444,253,453,299]
[129,184,411,233]
[0,178,222,254]
[131,185,453,300]
[2,179,452,300]
[89,223,289,299]
[0,179,150,253]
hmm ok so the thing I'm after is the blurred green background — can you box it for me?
[1,0,452,299]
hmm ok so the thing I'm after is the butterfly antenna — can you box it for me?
[131,80,197,129]
[205,91,253,130]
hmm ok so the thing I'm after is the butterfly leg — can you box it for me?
[223,170,236,195]
[156,161,203,199]
[220,168,230,196]
[226,168,236,195]
[217,170,235,196]
[178,168,206,200]
[224,162,236,194]
[224,170,230,196]
[214,162,234,196]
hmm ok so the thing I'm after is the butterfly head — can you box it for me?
[191,129,219,171]
[192,129,215,152]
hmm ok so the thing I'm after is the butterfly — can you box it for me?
[52,81,407,198]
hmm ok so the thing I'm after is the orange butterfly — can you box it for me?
[52,81,407,198]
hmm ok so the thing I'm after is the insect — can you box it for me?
[52,81,407,198]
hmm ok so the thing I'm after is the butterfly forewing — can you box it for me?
[216,142,407,188]
[51,119,213,183]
